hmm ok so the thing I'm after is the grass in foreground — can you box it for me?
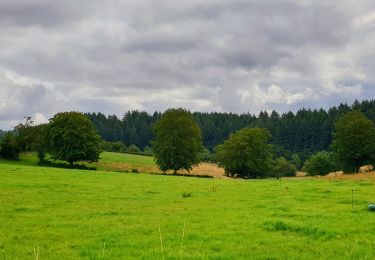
[1,160,375,259]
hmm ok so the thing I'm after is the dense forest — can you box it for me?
[83,100,374,161]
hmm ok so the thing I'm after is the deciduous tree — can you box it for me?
[0,132,20,160]
[45,112,102,166]
[215,128,273,178]
[153,108,203,174]
[331,111,375,172]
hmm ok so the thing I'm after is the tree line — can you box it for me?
[1,100,374,178]
[85,100,375,161]
[144,108,375,178]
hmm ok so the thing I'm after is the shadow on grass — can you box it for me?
[38,160,97,171]
[151,172,213,179]
[262,220,337,240]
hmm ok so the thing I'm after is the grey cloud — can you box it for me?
[0,0,375,129]
[0,0,101,27]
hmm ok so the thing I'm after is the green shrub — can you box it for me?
[127,144,142,154]
[102,141,127,153]
[302,151,338,176]
[273,157,297,178]
[143,146,153,156]
[198,148,214,162]
[291,154,302,170]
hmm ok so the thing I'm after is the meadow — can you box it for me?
[1,154,375,259]
[0,152,226,178]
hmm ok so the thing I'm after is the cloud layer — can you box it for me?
[0,0,374,129]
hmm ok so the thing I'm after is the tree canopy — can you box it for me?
[331,111,375,172]
[45,112,102,166]
[0,132,20,160]
[215,127,273,178]
[152,108,203,174]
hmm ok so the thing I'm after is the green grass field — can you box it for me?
[98,152,155,167]
[1,156,375,259]
[0,152,158,173]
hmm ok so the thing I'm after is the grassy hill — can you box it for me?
[0,152,226,178]
[1,158,375,258]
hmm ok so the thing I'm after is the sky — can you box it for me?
[0,0,375,129]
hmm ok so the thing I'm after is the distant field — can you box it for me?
[1,160,375,259]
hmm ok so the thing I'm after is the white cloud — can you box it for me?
[238,85,317,107]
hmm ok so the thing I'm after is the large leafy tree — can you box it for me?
[215,127,273,178]
[45,112,102,166]
[152,108,203,174]
[331,111,375,172]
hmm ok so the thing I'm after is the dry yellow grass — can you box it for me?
[321,171,375,181]
[95,162,159,174]
[97,161,227,178]
[180,163,227,179]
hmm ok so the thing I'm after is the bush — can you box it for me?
[143,146,153,156]
[198,148,214,162]
[127,144,142,154]
[272,157,297,178]
[291,154,302,170]
[302,151,338,176]
[0,132,20,160]
[102,141,127,153]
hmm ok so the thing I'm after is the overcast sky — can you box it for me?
[1,0,374,129]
